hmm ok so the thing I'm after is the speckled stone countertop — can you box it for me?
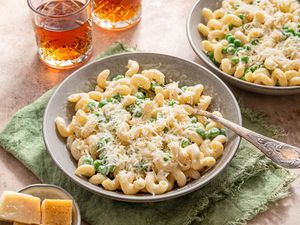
[0,0,299,224]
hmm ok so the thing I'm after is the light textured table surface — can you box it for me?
[0,0,299,225]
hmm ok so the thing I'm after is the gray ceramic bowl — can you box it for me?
[187,0,300,95]
[43,52,241,202]
[18,184,81,225]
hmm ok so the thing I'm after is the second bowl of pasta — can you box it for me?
[43,52,241,202]
[187,0,300,95]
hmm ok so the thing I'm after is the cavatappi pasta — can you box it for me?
[55,60,227,195]
[198,0,300,86]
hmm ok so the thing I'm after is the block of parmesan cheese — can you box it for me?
[41,199,72,225]
[0,191,40,224]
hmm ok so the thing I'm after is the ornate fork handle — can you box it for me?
[196,110,300,169]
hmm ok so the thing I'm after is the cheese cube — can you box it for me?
[0,191,41,224]
[41,199,72,225]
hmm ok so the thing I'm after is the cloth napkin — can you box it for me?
[0,42,296,225]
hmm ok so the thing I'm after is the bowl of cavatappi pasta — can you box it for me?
[43,52,241,202]
[187,0,300,95]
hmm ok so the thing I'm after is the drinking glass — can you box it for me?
[28,0,93,69]
[92,0,142,30]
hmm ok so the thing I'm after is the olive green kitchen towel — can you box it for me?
[0,42,296,225]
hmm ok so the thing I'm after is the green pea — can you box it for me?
[231,57,240,65]
[238,14,245,20]
[86,101,96,111]
[220,128,227,136]
[112,75,125,81]
[97,165,109,175]
[207,51,219,65]
[196,128,207,139]
[224,33,232,39]
[240,76,246,81]
[93,160,102,170]
[207,51,214,59]
[190,116,198,124]
[241,56,249,63]
[135,91,146,99]
[134,110,143,118]
[250,39,259,45]
[169,99,177,106]
[228,24,234,31]
[236,47,244,52]
[244,45,251,50]
[227,36,235,43]
[98,99,108,108]
[227,47,236,55]
[111,94,123,102]
[98,164,115,175]
[222,47,228,54]
[181,139,192,148]
[207,128,220,139]
[150,82,160,91]
[249,65,258,72]
[82,156,93,165]
[233,39,241,47]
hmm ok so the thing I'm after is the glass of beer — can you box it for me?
[92,0,142,30]
[28,0,93,69]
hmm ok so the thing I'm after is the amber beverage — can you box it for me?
[92,0,142,30]
[28,0,92,69]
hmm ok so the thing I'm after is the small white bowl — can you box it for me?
[18,184,81,225]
